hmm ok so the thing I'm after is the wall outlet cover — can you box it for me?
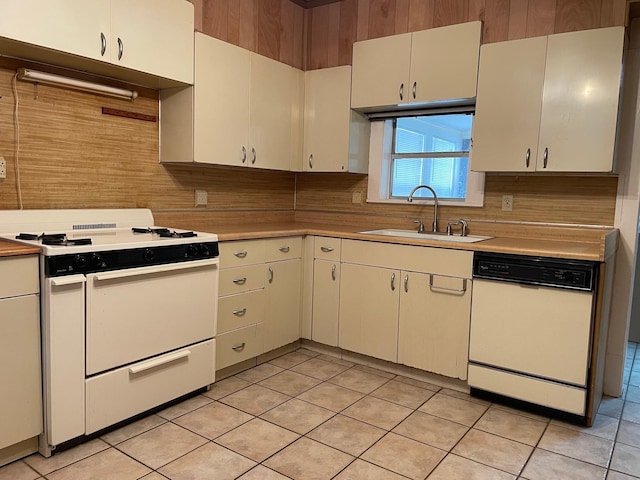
[502,195,513,212]
[195,189,207,207]
[0,156,5,179]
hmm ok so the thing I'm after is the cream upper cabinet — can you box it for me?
[351,21,481,111]
[302,66,370,173]
[471,26,624,173]
[161,34,301,170]
[0,0,193,84]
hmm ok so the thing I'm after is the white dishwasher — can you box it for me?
[468,252,598,422]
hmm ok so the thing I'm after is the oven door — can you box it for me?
[85,258,219,375]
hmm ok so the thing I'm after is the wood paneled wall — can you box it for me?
[188,0,305,69]
[306,0,627,69]
[0,67,295,216]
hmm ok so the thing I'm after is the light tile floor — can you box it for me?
[4,344,640,479]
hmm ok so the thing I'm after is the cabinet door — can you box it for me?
[110,0,194,83]
[312,260,340,346]
[194,34,251,167]
[0,0,110,62]
[0,295,42,450]
[470,36,547,172]
[538,27,624,172]
[339,263,400,362]
[409,22,481,104]
[264,259,301,352]
[398,272,471,380]
[351,33,411,110]
[250,54,294,171]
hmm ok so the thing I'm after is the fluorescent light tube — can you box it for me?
[16,68,138,100]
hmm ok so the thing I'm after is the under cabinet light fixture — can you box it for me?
[16,68,138,100]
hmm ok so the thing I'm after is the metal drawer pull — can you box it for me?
[279,246,290,253]
[233,277,247,285]
[233,308,247,316]
[391,272,396,291]
[117,37,124,60]
[233,251,248,258]
[543,147,548,168]
[429,275,467,294]
[129,350,191,374]
[268,267,274,283]
[525,148,530,168]
[412,81,417,99]
[320,246,334,253]
[331,264,336,281]
[309,154,313,169]
[232,343,246,351]
[242,146,247,163]
[404,274,409,293]
[251,147,257,164]
[100,32,107,56]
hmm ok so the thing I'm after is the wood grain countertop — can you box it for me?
[0,239,40,257]
[196,221,617,262]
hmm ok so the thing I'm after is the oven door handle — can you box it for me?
[129,349,191,375]
[50,275,86,287]
[92,258,218,281]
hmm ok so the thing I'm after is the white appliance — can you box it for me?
[0,209,219,456]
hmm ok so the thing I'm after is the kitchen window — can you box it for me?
[367,112,485,206]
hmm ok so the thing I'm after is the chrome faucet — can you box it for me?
[407,185,439,233]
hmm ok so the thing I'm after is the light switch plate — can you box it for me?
[195,189,207,207]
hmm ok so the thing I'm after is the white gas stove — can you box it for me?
[0,209,220,456]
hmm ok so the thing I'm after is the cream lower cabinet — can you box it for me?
[0,255,41,464]
[398,272,471,380]
[311,237,342,346]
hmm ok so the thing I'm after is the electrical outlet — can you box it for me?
[352,191,363,204]
[502,194,513,212]
[0,156,5,179]
[195,189,207,207]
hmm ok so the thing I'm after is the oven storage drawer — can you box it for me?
[265,237,302,262]
[85,339,215,435]
[219,240,266,268]
[217,324,263,370]
[219,265,265,296]
[218,290,265,334]
[468,364,586,415]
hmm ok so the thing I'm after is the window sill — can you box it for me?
[365,198,484,207]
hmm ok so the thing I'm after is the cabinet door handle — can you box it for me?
[251,147,257,164]
[331,264,336,281]
[543,147,548,168]
[232,343,246,351]
[233,277,247,285]
[117,37,124,60]
[232,308,247,316]
[279,246,290,253]
[320,246,334,252]
[404,274,409,293]
[412,81,417,99]
[309,154,313,169]
[399,83,404,101]
[268,266,274,283]
[525,148,530,168]
[100,32,107,56]
[242,146,247,164]
[391,272,396,291]
[233,251,247,258]
[429,274,467,294]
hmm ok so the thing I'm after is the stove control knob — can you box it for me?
[74,254,88,270]
[186,244,199,257]
[90,253,104,267]
[144,248,155,262]
[199,244,210,256]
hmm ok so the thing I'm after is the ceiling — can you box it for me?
[289,0,343,8]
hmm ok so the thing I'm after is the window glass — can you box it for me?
[390,115,473,200]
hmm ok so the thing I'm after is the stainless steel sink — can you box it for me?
[358,229,492,243]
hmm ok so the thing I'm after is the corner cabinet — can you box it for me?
[351,21,481,111]
[0,0,194,85]
[160,33,301,170]
[471,26,624,173]
[301,66,370,173]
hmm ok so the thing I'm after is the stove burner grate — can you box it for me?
[131,227,197,238]
[16,232,92,246]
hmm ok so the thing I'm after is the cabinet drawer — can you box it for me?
[219,265,265,296]
[0,255,39,298]
[85,339,215,435]
[314,237,341,261]
[219,240,266,268]
[217,324,264,370]
[265,237,302,261]
[218,290,265,334]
